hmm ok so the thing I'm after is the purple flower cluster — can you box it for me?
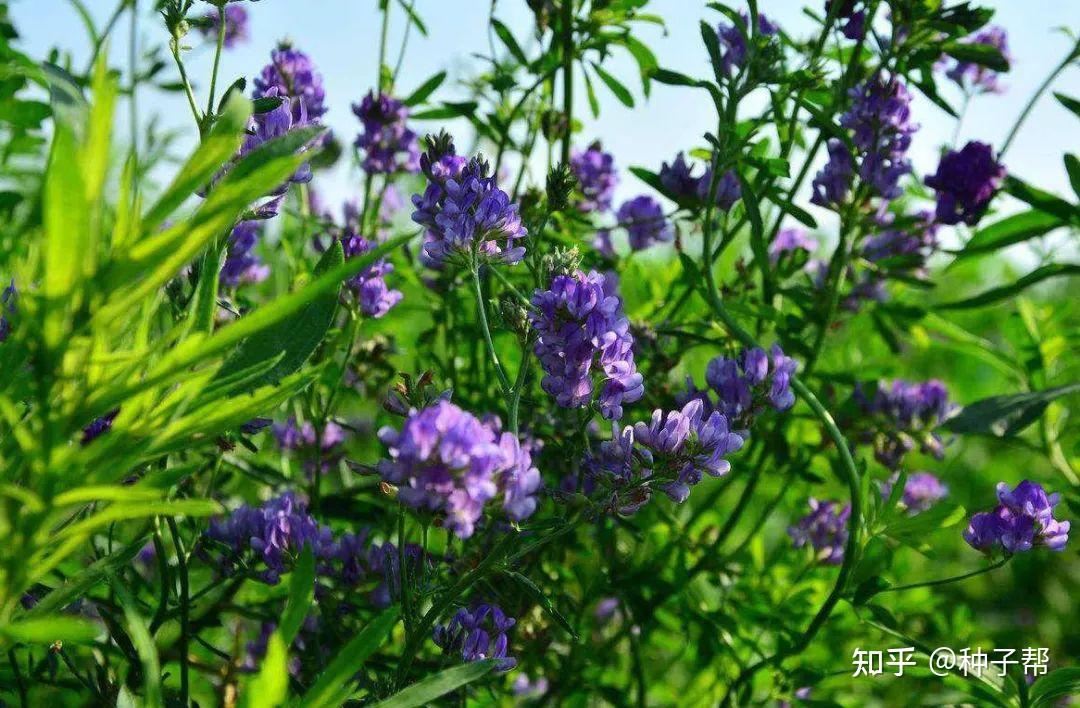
[696,345,798,429]
[377,401,541,538]
[333,532,431,607]
[769,227,818,263]
[253,45,327,123]
[199,4,249,48]
[788,498,850,564]
[810,140,854,207]
[273,417,346,454]
[341,233,404,318]
[862,212,939,267]
[352,91,421,175]
[205,493,335,584]
[880,472,949,514]
[944,26,1010,94]
[570,145,618,213]
[924,141,1005,226]
[841,75,917,201]
[220,221,269,287]
[0,279,16,342]
[716,12,778,74]
[964,481,1070,554]
[658,153,741,211]
[411,140,527,266]
[433,604,517,672]
[857,379,955,469]
[616,195,673,251]
[529,270,643,420]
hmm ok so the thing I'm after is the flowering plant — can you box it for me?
[0,0,1076,705]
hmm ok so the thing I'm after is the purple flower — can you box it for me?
[616,195,673,251]
[770,227,818,263]
[378,401,540,538]
[81,409,119,445]
[810,139,854,207]
[857,379,955,469]
[253,44,327,123]
[341,234,403,318]
[697,167,742,211]
[220,221,269,287]
[659,152,699,200]
[199,4,248,48]
[788,498,850,564]
[512,674,549,698]
[529,270,643,420]
[924,141,1005,226]
[411,138,527,267]
[570,145,618,213]
[205,493,335,584]
[716,11,778,74]
[825,0,866,40]
[943,26,1010,94]
[880,472,949,514]
[964,481,1069,554]
[0,279,16,342]
[862,211,938,266]
[699,344,797,428]
[434,604,517,672]
[839,75,918,201]
[352,91,421,175]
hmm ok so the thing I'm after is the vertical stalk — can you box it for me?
[127,0,139,170]
[205,2,228,118]
[559,0,574,165]
[167,518,190,705]
[471,264,513,400]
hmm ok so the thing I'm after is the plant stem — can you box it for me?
[127,0,139,170]
[559,0,574,166]
[471,264,513,400]
[377,0,392,92]
[205,2,227,118]
[1001,37,1080,157]
[169,37,203,135]
[877,558,1008,595]
[167,517,190,705]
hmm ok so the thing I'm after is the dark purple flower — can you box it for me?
[659,152,699,200]
[789,498,850,564]
[857,379,954,468]
[0,279,16,342]
[616,195,673,251]
[697,167,742,211]
[924,141,1005,226]
[412,138,527,267]
[529,270,643,420]
[199,4,249,48]
[716,11,778,74]
[943,26,1010,94]
[205,493,335,584]
[810,139,854,207]
[770,227,818,263]
[861,211,939,266]
[570,145,618,213]
[839,75,918,201]
[433,604,517,672]
[964,481,1069,554]
[352,91,421,175]
[253,44,327,123]
[220,221,269,287]
[826,0,866,40]
[82,409,119,445]
[378,401,540,538]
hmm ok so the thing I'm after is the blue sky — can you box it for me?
[11,1,1080,217]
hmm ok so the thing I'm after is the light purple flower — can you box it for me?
[880,472,949,514]
[789,498,850,564]
[840,75,918,201]
[220,221,270,287]
[964,481,1069,554]
[616,195,673,251]
[253,44,327,123]
[943,26,1010,94]
[199,4,249,48]
[352,91,421,175]
[570,145,618,213]
[769,227,818,263]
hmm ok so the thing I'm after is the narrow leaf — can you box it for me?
[280,546,316,645]
[942,383,1080,437]
[937,263,1079,310]
[298,608,399,708]
[367,660,498,708]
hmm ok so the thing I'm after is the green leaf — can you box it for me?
[942,382,1080,437]
[953,210,1064,260]
[81,51,117,208]
[110,576,163,708]
[41,62,88,141]
[280,546,316,645]
[410,101,477,120]
[216,240,344,392]
[26,540,144,617]
[1054,92,1080,121]
[1030,667,1080,708]
[501,570,578,639]
[1003,176,1080,225]
[0,616,101,644]
[937,263,1080,310]
[366,660,498,708]
[403,71,447,107]
[42,120,89,348]
[246,632,290,708]
[884,502,966,546]
[620,35,657,96]
[48,500,221,546]
[582,68,600,119]
[700,20,726,81]
[652,68,699,87]
[942,40,1010,71]
[0,99,50,128]
[1064,154,1080,199]
[591,62,635,108]
[297,608,399,708]
[491,19,528,65]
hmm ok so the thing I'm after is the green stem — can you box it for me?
[471,265,513,400]
[559,0,574,166]
[166,517,190,706]
[876,558,1008,595]
[205,2,227,119]
[377,0,392,91]
[169,37,203,135]
[127,0,139,170]
[1001,38,1080,157]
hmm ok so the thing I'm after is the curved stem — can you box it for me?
[471,265,513,399]
[205,3,227,118]
[877,557,1008,595]
[1001,38,1079,157]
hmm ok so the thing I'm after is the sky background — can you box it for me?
[9,1,1080,226]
